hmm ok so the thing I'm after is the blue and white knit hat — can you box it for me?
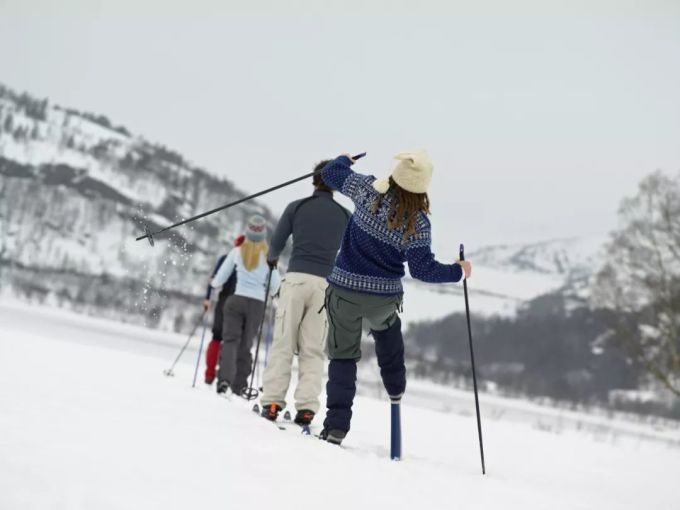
[245,215,267,242]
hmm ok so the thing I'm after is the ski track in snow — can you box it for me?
[0,300,679,510]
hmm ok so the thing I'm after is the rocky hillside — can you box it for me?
[0,83,274,331]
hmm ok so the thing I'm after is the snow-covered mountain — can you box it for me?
[0,83,274,330]
[401,235,606,325]
[0,83,609,331]
[469,236,604,276]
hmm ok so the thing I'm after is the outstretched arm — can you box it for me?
[406,245,463,283]
[405,222,463,283]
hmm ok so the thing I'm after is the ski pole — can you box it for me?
[191,316,209,388]
[390,401,402,461]
[242,267,274,400]
[255,314,274,393]
[263,312,273,368]
[136,152,367,246]
[163,310,206,377]
[460,244,486,475]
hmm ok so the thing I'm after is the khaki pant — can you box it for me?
[261,272,328,413]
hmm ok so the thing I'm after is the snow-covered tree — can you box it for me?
[3,113,13,132]
[595,171,680,395]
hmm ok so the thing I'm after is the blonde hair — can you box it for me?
[240,239,268,271]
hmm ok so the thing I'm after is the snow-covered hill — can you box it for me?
[0,83,274,330]
[0,83,609,332]
[401,235,606,324]
[1,300,678,510]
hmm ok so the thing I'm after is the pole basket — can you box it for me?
[241,387,259,401]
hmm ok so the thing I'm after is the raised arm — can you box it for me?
[319,155,354,190]
[320,155,376,204]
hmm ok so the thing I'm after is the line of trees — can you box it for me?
[405,169,680,416]
[594,171,680,396]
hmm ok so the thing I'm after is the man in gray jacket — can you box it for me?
[260,160,350,425]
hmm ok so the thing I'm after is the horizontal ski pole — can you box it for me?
[136,152,366,245]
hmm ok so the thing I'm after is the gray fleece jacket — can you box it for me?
[268,190,350,278]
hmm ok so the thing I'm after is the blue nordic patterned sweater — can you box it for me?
[321,155,463,295]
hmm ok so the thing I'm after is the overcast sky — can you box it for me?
[1,0,679,254]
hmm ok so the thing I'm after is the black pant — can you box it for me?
[211,289,229,341]
[212,272,237,341]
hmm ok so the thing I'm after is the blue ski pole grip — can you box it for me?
[459,243,465,261]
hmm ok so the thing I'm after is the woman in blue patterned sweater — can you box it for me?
[318,150,472,444]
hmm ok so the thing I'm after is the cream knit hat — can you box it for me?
[372,149,433,194]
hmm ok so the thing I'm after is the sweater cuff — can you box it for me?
[452,263,464,282]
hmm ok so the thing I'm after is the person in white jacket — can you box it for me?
[211,215,281,396]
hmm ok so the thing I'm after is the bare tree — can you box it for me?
[594,171,680,396]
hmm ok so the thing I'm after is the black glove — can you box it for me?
[267,259,278,269]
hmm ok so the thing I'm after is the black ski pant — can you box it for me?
[211,289,229,341]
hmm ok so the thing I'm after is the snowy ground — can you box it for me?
[1,300,679,510]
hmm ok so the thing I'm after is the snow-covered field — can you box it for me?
[1,300,678,510]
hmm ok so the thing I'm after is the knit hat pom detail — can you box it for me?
[372,178,391,194]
